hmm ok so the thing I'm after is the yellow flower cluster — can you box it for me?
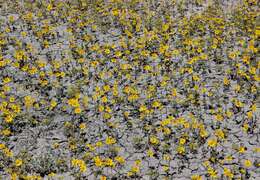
[71,158,87,173]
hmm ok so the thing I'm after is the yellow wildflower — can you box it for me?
[105,136,116,145]
[15,159,23,167]
[149,136,159,145]
[244,159,252,168]
[207,138,218,148]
